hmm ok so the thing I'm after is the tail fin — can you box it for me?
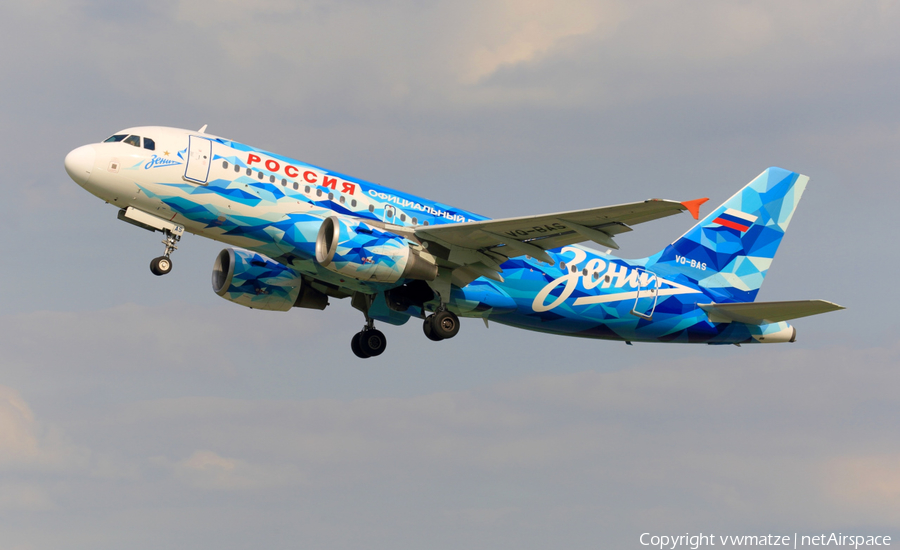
[647,167,809,303]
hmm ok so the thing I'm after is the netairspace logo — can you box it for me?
[640,533,892,549]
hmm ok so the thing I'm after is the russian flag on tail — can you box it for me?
[712,208,757,232]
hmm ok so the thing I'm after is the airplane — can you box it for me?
[64,125,844,358]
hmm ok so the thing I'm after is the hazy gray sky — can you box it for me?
[1,1,898,548]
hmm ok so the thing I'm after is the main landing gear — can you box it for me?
[150,229,180,276]
[422,309,460,341]
[351,319,387,359]
[347,287,461,358]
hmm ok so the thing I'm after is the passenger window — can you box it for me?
[571,265,577,273]
[222,161,228,169]
[369,205,375,213]
[246,168,252,176]
[560,262,567,270]
[582,269,588,276]
[328,192,334,200]
[269,175,275,183]
[281,178,287,186]
[339,196,345,204]
[412,217,417,225]
[104,134,127,143]
[234,165,240,173]
[351,199,357,207]
[423,221,429,226]
[400,214,406,222]
[316,190,322,197]
[143,138,156,151]
[258,171,264,180]
[293,182,299,190]
[305,186,310,193]
[123,135,141,147]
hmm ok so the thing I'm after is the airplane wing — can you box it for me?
[413,198,704,284]
[699,300,845,325]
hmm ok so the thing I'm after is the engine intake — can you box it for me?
[315,215,437,283]
[212,248,327,311]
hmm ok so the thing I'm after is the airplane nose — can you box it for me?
[64,145,95,186]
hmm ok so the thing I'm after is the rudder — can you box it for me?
[647,167,809,303]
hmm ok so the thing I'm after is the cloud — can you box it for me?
[11,0,900,117]
[156,450,306,490]
[96,341,900,503]
[0,385,87,472]
[461,0,618,84]
[0,483,56,512]
[823,454,900,524]
[0,302,325,378]
[0,318,897,546]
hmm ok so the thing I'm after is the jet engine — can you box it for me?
[212,248,327,311]
[315,215,437,283]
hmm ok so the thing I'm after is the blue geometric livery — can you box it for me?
[64,126,843,358]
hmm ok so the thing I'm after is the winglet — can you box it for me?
[681,197,709,220]
[198,124,208,133]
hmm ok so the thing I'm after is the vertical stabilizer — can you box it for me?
[647,167,808,303]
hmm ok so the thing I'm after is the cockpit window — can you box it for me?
[123,135,141,147]
[143,137,155,151]
[104,134,127,143]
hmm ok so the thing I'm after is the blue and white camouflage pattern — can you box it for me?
[67,126,835,348]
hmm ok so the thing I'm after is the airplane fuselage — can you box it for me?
[65,126,800,348]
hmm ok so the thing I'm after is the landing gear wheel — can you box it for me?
[423,316,444,341]
[358,329,387,357]
[157,256,172,274]
[351,332,371,359]
[431,310,460,340]
[150,256,172,276]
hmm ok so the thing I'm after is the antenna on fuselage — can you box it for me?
[198,124,208,133]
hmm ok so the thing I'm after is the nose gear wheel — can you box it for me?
[150,256,172,276]
[149,229,180,276]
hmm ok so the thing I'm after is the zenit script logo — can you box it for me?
[532,247,700,313]
[144,155,182,170]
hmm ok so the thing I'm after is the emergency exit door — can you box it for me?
[630,269,660,320]
[183,135,212,184]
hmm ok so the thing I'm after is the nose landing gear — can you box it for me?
[116,207,183,277]
[150,229,180,276]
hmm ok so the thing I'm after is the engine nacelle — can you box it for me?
[212,248,326,311]
[315,216,438,283]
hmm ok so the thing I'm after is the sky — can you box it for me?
[1,1,898,548]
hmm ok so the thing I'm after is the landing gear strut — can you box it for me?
[150,229,180,276]
[422,308,460,341]
[351,318,387,359]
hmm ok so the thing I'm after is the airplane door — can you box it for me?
[184,136,212,184]
[631,269,659,320]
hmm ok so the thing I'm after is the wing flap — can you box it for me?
[700,300,845,324]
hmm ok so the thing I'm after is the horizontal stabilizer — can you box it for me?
[700,300,845,325]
